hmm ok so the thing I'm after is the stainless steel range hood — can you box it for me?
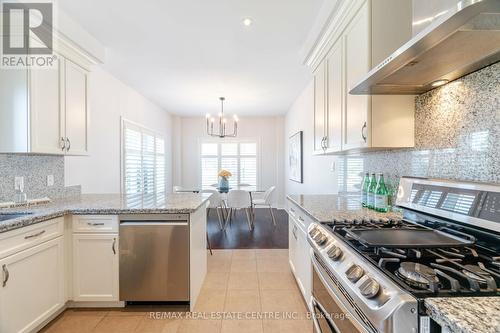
[350,0,500,95]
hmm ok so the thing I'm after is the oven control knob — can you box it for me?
[345,264,364,282]
[327,245,342,261]
[308,226,318,237]
[316,234,328,246]
[359,278,380,299]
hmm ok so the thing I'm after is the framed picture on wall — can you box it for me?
[289,131,303,183]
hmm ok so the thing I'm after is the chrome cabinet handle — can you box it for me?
[60,137,66,151]
[361,122,367,143]
[24,230,46,239]
[2,264,9,287]
[320,137,327,151]
[65,138,71,151]
[292,225,298,240]
[112,238,116,255]
[87,222,105,226]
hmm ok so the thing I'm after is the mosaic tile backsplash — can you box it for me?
[338,62,500,192]
[0,155,80,201]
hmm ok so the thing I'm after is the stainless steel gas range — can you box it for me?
[308,177,500,333]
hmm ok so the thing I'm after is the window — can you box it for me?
[122,120,166,205]
[200,141,258,189]
[337,157,364,194]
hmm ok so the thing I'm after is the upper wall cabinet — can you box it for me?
[0,38,92,155]
[64,59,89,155]
[311,0,415,154]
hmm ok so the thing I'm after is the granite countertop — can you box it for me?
[0,193,211,233]
[425,297,500,333]
[286,194,402,222]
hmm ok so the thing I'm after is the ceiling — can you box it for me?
[58,0,325,116]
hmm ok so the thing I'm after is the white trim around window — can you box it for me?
[198,138,262,189]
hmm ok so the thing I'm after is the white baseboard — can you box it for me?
[67,300,125,308]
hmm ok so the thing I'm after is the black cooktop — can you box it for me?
[324,214,500,298]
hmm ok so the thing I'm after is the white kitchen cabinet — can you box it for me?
[296,223,312,305]
[29,57,65,154]
[72,234,119,302]
[63,59,89,155]
[0,47,91,155]
[309,0,414,153]
[0,237,65,333]
[288,215,299,274]
[325,38,343,153]
[313,61,327,154]
[313,40,343,155]
[343,1,371,150]
[288,201,313,306]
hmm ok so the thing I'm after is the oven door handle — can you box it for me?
[311,297,340,333]
[311,253,371,333]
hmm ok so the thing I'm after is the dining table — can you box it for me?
[175,186,265,224]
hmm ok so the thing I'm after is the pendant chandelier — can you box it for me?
[206,97,238,138]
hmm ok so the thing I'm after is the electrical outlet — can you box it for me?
[14,176,24,191]
[47,175,54,187]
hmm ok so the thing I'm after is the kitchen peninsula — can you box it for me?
[0,193,210,333]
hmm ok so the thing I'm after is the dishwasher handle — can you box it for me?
[120,221,188,226]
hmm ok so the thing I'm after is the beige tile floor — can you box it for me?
[40,249,313,333]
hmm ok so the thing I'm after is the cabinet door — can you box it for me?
[0,69,29,153]
[72,234,119,301]
[343,1,370,150]
[296,227,312,306]
[0,237,65,333]
[325,38,343,153]
[64,59,88,155]
[288,216,298,274]
[29,57,64,154]
[313,61,327,154]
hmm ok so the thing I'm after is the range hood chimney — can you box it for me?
[350,0,500,95]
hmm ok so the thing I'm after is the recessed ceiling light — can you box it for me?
[242,18,253,26]
[430,79,449,87]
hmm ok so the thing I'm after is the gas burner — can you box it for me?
[462,265,492,283]
[397,262,439,289]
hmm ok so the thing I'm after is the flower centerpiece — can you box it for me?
[218,169,232,192]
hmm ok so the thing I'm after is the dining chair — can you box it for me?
[201,189,224,230]
[252,186,277,226]
[225,190,254,231]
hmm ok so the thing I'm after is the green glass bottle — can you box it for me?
[361,172,370,207]
[367,173,377,209]
[374,173,389,212]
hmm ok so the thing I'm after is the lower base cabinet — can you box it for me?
[0,237,65,333]
[289,214,312,306]
[72,234,119,301]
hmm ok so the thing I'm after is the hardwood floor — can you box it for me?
[207,208,288,249]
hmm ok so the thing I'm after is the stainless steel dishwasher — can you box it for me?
[119,214,189,302]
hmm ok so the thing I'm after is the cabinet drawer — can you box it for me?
[72,215,118,233]
[287,201,313,233]
[0,217,64,259]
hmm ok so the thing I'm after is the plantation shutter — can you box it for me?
[123,121,166,204]
[200,141,258,189]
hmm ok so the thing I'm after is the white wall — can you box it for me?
[284,80,338,195]
[64,66,173,193]
[174,116,286,207]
